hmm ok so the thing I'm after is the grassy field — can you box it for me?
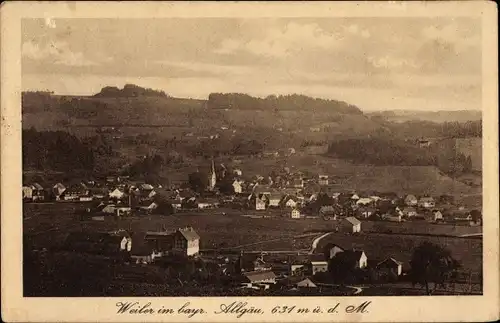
[24,203,482,276]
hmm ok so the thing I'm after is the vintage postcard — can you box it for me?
[1,1,499,322]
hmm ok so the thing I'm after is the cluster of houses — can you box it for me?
[65,226,201,263]
[235,243,404,290]
[23,161,482,226]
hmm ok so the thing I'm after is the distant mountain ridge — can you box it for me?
[368,110,482,123]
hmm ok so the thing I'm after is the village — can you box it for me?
[22,158,483,295]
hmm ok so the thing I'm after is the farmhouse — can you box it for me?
[254,197,266,210]
[418,197,436,208]
[404,194,418,206]
[52,183,66,200]
[173,227,200,257]
[309,255,329,274]
[376,257,403,277]
[335,250,368,269]
[241,270,277,286]
[326,244,345,259]
[23,183,45,202]
[424,210,444,222]
[340,217,361,233]
[64,230,132,255]
[144,231,175,253]
[137,201,159,213]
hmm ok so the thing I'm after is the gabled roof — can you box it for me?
[419,197,435,202]
[376,257,403,268]
[177,227,200,241]
[268,193,283,201]
[343,216,361,225]
[296,278,317,288]
[243,270,276,282]
[139,183,154,191]
[405,194,417,200]
[32,183,44,190]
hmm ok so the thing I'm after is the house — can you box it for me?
[64,230,132,255]
[418,197,436,208]
[356,206,375,219]
[233,169,243,176]
[319,205,336,219]
[267,193,282,208]
[144,231,175,253]
[296,278,317,288]
[418,139,431,148]
[340,217,361,233]
[376,257,403,277]
[356,198,373,206]
[172,227,200,257]
[309,255,329,275]
[26,183,45,201]
[404,194,418,206]
[232,180,243,194]
[241,270,276,286]
[197,198,219,209]
[424,210,444,222]
[334,249,368,269]
[22,186,33,201]
[137,201,159,213]
[52,183,66,200]
[326,244,345,259]
[318,175,329,186]
[290,208,301,219]
[139,183,154,191]
[350,193,360,201]
[282,195,299,208]
[255,197,266,210]
[90,188,109,199]
[402,207,418,218]
[109,188,126,200]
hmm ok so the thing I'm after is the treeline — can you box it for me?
[23,128,96,172]
[439,120,481,138]
[327,137,475,176]
[327,138,437,166]
[208,93,363,114]
[94,84,169,98]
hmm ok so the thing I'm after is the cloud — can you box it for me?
[22,40,97,67]
[214,22,341,58]
[153,60,253,77]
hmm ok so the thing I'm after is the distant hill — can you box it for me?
[368,110,482,123]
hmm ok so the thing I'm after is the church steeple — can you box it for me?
[208,158,217,191]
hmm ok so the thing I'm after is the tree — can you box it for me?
[409,242,461,295]
[188,171,208,194]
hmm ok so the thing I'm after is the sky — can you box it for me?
[21,17,482,111]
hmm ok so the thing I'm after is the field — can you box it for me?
[24,203,482,275]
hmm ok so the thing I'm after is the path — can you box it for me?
[309,231,334,254]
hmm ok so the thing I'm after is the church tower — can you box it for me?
[208,158,217,191]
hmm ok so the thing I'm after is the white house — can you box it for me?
[232,180,243,194]
[109,188,126,200]
[233,169,243,176]
[403,207,418,218]
[267,194,282,207]
[53,183,66,200]
[255,197,266,210]
[290,208,301,219]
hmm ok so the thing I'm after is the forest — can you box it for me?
[94,84,169,98]
[327,137,474,176]
[207,93,363,114]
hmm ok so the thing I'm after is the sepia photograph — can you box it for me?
[2,1,499,322]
